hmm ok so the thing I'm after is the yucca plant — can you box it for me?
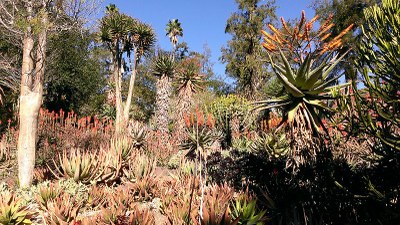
[255,11,354,134]
[0,192,36,225]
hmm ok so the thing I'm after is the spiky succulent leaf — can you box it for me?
[152,52,175,78]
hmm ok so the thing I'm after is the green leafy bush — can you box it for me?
[355,0,400,151]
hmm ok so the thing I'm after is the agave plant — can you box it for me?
[110,136,134,162]
[0,192,36,225]
[255,11,354,134]
[127,205,155,225]
[180,110,221,158]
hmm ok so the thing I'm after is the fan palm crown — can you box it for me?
[165,19,183,49]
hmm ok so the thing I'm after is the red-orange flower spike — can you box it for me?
[298,10,306,29]
[320,33,331,41]
[332,24,354,41]
[309,15,319,24]
[184,113,191,128]
[280,17,291,33]
[318,14,334,33]
[267,24,281,35]
[190,112,195,126]
[206,114,213,127]
[318,23,335,37]
[197,111,205,126]
[261,29,275,41]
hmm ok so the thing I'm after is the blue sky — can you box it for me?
[102,0,314,81]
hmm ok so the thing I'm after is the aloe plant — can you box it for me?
[231,199,267,225]
[251,132,289,158]
[256,11,354,134]
[45,194,81,225]
[127,120,147,150]
[50,149,103,184]
[0,193,36,225]
[35,183,63,210]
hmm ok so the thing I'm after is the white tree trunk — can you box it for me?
[17,3,47,187]
[17,91,41,187]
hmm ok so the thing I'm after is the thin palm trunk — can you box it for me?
[113,45,124,135]
[123,54,138,121]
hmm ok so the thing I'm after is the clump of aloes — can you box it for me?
[256,11,353,134]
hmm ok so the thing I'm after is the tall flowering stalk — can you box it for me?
[180,107,218,223]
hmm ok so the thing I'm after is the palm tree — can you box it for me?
[124,21,156,121]
[100,4,155,135]
[165,19,183,50]
[152,51,175,134]
[175,56,205,139]
[99,5,131,134]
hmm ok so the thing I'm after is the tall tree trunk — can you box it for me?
[123,55,137,122]
[113,47,124,135]
[17,4,47,187]
[18,33,35,188]
[176,86,192,143]
[155,74,171,134]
